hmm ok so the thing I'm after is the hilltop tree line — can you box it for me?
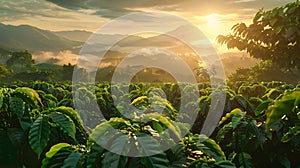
[0,50,89,82]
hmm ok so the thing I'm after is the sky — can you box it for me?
[0,0,294,37]
[0,0,295,77]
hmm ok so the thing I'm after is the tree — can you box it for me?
[218,2,300,83]
[6,50,35,72]
[62,63,75,81]
[62,63,90,81]
[194,65,216,82]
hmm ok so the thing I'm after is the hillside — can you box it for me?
[0,23,82,53]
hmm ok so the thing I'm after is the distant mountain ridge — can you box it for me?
[0,23,82,53]
[53,30,92,42]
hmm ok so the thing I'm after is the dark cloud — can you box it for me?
[46,0,183,18]
[46,0,88,10]
[1,0,294,23]
[45,0,294,19]
[92,9,138,19]
[0,0,75,21]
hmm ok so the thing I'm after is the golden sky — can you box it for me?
[1,0,294,76]
[1,0,293,36]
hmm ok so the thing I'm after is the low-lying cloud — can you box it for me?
[33,50,78,65]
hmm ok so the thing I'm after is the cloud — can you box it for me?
[33,50,78,65]
[0,0,76,22]
[45,0,183,18]
[1,0,294,32]
[45,0,87,10]
[45,0,294,19]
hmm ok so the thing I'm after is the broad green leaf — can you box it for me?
[238,152,253,168]
[87,143,105,168]
[219,108,243,127]
[266,91,299,126]
[235,95,248,110]
[9,97,24,118]
[49,112,76,139]
[62,152,82,168]
[90,121,114,145]
[90,120,110,136]
[142,113,181,140]
[19,108,33,131]
[255,100,272,116]
[266,101,289,126]
[198,134,226,161]
[109,134,130,156]
[231,109,244,129]
[249,120,264,148]
[262,88,280,100]
[141,153,169,168]
[216,123,233,143]
[102,151,128,168]
[90,118,125,147]
[170,144,188,167]
[43,145,73,168]
[47,106,83,127]
[42,143,72,168]
[136,134,164,156]
[91,118,125,133]
[7,128,24,148]
[29,116,51,158]
[131,96,148,105]
[15,87,42,107]
[171,144,185,160]
[214,160,236,168]
[58,99,73,107]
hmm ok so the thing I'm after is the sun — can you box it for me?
[206,13,219,27]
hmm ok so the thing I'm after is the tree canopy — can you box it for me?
[218,2,300,80]
[6,50,35,70]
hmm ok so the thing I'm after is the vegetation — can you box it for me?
[218,1,300,84]
[0,51,90,83]
[0,81,299,167]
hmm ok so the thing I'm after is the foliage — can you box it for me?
[1,81,300,167]
[6,50,35,72]
[228,60,297,84]
[218,2,300,83]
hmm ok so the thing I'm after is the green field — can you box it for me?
[0,81,299,167]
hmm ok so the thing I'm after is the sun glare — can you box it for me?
[206,13,219,27]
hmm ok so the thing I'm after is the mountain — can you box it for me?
[53,30,92,42]
[0,23,82,53]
